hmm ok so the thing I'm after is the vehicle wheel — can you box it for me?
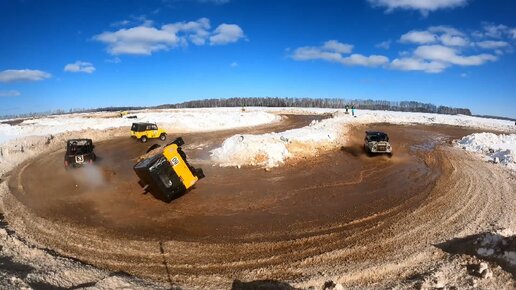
[159,133,166,141]
[140,136,148,143]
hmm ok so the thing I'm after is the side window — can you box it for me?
[151,125,158,130]
[146,125,152,130]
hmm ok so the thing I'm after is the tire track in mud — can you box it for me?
[2,122,515,289]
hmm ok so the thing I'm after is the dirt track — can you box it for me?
[4,116,516,289]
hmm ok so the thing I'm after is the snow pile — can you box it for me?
[211,116,346,168]
[249,107,516,133]
[0,225,168,289]
[0,108,280,145]
[211,109,516,169]
[345,110,516,132]
[455,133,516,171]
[474,229,516,266]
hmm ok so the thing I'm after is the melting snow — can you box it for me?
[456,133,516,171]
[0,108,280,145]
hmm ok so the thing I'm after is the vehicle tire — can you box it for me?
[159,133,166,141]
[140,136,148,143]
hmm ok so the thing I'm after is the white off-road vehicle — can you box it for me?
[364,131,392,155]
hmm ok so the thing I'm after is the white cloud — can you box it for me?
[511,28,516,39]
[291,41,388,67]
[476,40,509,49]
[414,45,497,66]
[230,62,238,67]
[64,61,96,74]
[0,69,51,83]
[95,18,244,55]
[376,40,392,49]
[110,19,131,28]
[439,33,469,46]
[292,46,343,62]
[323,40,353,53]
[209,24,244,45]
[291,22,509,74]
[428,25,464,36]
[473,23,515,40]
[368,0,468,15]
[400,30,437,44]
[391,24,509,73]
[342,54,389,66]
[482,23,508,38]
[105,57,121,64]
[0,90,21,97]
[390,57,448,73]
[163,17,211,45]
[94,26,179,55]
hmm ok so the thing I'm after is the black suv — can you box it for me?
[64,139,97,168]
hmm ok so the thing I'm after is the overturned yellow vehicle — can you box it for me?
[134,137,204,202]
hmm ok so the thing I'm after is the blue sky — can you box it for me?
[1,0,515,118]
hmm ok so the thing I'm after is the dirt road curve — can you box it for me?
[4,116,516,289]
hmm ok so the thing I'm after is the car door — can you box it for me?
[151,124,158,138]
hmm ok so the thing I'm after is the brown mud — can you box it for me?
[5,118,515,289]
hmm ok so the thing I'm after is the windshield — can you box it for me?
[68,140,92,154]
[368,134,388,142]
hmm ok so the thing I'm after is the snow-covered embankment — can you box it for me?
[211,114,348,168]
[0,108,281,145]
[455,132,516,171]
[211,109,516,169]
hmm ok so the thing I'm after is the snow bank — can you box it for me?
[0,108,280,145]
[211,116,346,168]
[211,108,515,169]
[247,107,516,133]
[0,220,167,289]
[350,110,516,132]
[474,229,516,266]
[455,133,516,171]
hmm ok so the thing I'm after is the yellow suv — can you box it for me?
[131,122,167,143]
[133,137,205,202]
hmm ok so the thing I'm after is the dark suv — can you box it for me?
[64,139,96,168]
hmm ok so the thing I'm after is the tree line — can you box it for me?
[167,97,472,115]
[1,97,472,120]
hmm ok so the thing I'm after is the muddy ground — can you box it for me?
[3,115,516,289]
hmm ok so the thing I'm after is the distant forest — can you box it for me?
[1,97,473,120]
[167,97,472,115]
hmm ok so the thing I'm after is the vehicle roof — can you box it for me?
[67,138,92,142]
[132,122,155,125]
[365,131,388,136]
